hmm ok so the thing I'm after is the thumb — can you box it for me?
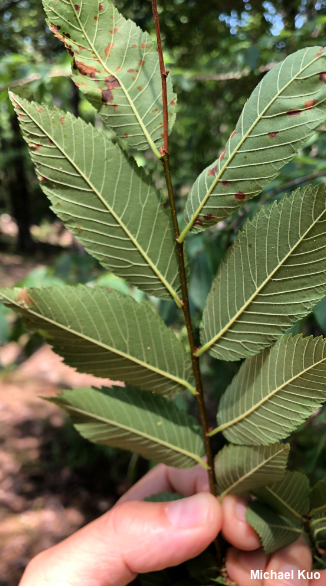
[20,493,222,586]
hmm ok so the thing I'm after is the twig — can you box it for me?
[192,61,277,82]
[151,0,222,567]
[263,169,326,199]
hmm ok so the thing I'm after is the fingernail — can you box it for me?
[274,564,306,586]
[165,493,210,528]
[235,501,248,522]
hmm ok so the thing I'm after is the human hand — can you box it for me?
[19,463,326,586]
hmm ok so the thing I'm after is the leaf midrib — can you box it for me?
[49,4,162,158]
[258,486,304,520]
[198,195,326,357]
[219,446,286,499]
[212,353,326,436]
[58,402,207,467]
[16,96,182,308]
[0,290,195,394]
[179,49,325,242]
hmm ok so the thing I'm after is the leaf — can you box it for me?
[0,286,194,396]
[186,550,219,584]
[10,94,181,305]
[214,335,326,444]
[51,385,206,469]
[253,472,310,519]
[246,501,304,555]
[144,492,183,502]
[180,46,326,239]
[215,443,289,499]
[197,185,326,361]
[139,571,173,586]
[310,479,326,549]
[42,0,176,155]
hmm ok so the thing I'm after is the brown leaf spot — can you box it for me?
[48,139,54,146]
[287,109,301,117]
[163,202,168,209]
[73,58,100,78]
[170,98,176,106]
[50,23,61,39]
[63,31,71,38]
[319,72,326,83]
[18,113,25,117]
[56,202,61,206]
[105,42,114,56]
[194,218,203,226]
[207,165,218,177]
[109,27,119,33]
[152,108,159,113]
[234,191,246,200]
[138,60,145,66]
[99,2,103,10]
[78,45,86,50]
[231,129,236,138]
[38,107,43,113]
[76,226,82,233]
[132,44,137,48]
[75,82,80,87]
[34,144,42,151]
[17,288,34,307]
[220,149,226,161]
[112,104,119,110]
[127,69,134,73]
[74,4,80,9]
[304,99,316,110]
[94,16,98,20]
[132,77,136,81]
[137,86,142,91]
[269,131,279,139]
[220,180,228,186]
[39,176,48,182]
[60,117,65,124]
[115,66,121,72]
[141,43,146,49]
[316,47,324,57]
[100,75,121,104]
[204,214,214,220]
[124,133,129,138]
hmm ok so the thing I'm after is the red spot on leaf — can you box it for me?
[231,129,236,138]
[94,16,98,20]
[220,180,228,186]
[114,27,118,32]
[194,218,203,226]
[220,149,226,161]
[138,60,145,66]
[137,86,142,91]
[18,113,25,117]
[152,108,159,113]
[316,47,324,57]
[39,176,48,182]
[74,3,80,9]
[141,43,146,49]
[127,69,134,73]
[163,202,168,209]
[305,99,316,110]
[234,191,246,200]
[112,104,119,109]
[319,72,326,83]
[60,117,65,124]
[105,42,114,56]
[269,131,279,139]
[207,165,218,177]
[78,45,85,50]
[170,98,176,106]
[99,2,103,10]
[132,44,137,48]
[49,139,54,145]
[17,289,34,306]
[34,144,42,151]
[115,66,121,72]
[124,133,129,138]
[100,75,121,103]
[73,58,100,78]
[75,82,80,87]
[287,109,301,117]
[76,226,82,233]
[132,77,136,81]
[38,107,43,113]
[204,214,214,220]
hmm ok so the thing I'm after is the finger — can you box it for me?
[310,570,326,586]
[118,462,209,504]
[226,546,268,586]
[221,495,261,550]
[263,536,312,586]
[20,493,222,586]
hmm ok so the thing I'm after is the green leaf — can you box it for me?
[215,443,289,499]
[197,185,326,361]
[246,501,304,555]
[253,472,310,519]
[186,550,219,584]
[180,46,326,239]
[310,479,326,549]
[139,571,173,586]
[0,286,195,396]
[42,0,176,156]
[144,492,183,502]
[10,93,182,305]
[51,385,206,469]
[214,335,326,444]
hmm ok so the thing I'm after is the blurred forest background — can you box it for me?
[2,0,326,583]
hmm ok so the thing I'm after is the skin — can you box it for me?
[20,463,326,586]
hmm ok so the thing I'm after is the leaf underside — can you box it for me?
[217,335,326,445]
[43,0,176,153]
[215,443,289,499]
[253,471,310,519]
[310,479,326,549]
[10,93,181,303]
[0,286,193,396]
[246,501,303,555]
[200,185,326,361]
[183,46,326,234]
[51,385,205,468]
[144,492,183,502]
